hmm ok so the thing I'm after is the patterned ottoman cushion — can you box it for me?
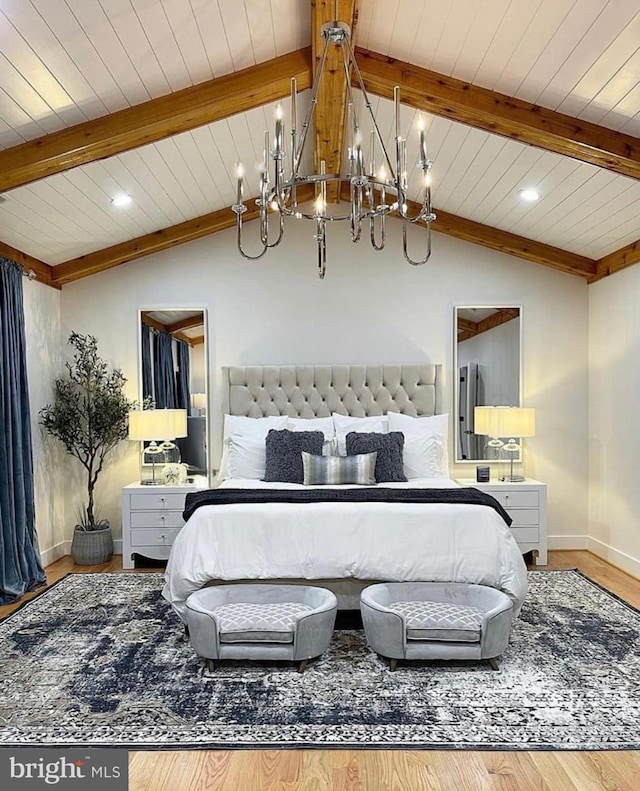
[214,601,314,644]
[387,600,484,642]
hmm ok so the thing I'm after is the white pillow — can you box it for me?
[219,414,288,479]
[222,414,288,441]
[332,413,388,456]
[387,412,449,479]
[286,416,335,439]
[226,434,269,480]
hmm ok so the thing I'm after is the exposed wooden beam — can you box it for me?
[476,308,520,335]
[355,48,640,181]
[336,183,597,278]
[0,49,312,193]
[0,241,59,289]
[166,315,204,333]
[140,313,165,333]
[589,239,640,283]
[141,311,202,346]
[53,207,258,286]
[312,0,358,203]
[432,207,596,279]
[457,310,518,340]
[457,317,476,333]
[52,185,315,286]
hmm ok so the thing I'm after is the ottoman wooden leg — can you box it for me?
[488,657,500,671]
[206,659,216,672]
[389,658,398,672]
[298,659,308,673]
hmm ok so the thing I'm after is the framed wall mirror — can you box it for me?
[138,308,209,482]
[454,306,522,463]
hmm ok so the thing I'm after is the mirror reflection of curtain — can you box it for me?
[176,340,190,411]
[141,321,153,401]
[153,331,177,408]
[0,258,46,603]
[458,363,479,460]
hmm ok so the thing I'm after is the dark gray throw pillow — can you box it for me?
[345,431,407,483]
[264,429,325,484]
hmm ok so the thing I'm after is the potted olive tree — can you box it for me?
[40,332,133,565]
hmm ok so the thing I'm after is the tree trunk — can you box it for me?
[87,470,95,529]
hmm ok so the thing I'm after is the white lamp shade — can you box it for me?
[190,393,207,410]
[474,406,535,438]
[128,409,188,441]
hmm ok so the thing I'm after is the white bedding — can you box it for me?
[162,477,528,621]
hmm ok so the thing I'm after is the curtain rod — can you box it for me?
[22,267,37,280]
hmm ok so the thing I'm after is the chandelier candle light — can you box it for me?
[232,13,435,279]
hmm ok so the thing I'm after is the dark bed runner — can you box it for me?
[183,487,512,526]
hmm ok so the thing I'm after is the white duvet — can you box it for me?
[162,477,528,621]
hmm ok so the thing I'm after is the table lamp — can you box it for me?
[474,406,536,482]
[128,409,188,485]
[190,392,207,416]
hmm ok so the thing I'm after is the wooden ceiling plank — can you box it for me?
[312,0,359,203]
[355,48,640,181]
[589,239,640,283]
[0,240,59,289]
[0,48,312,194]
[52,184,316,286]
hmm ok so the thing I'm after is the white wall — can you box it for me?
[59,218,589,547]
[190,342,206,395]
[589,265,640,577]
[23,279,66,564]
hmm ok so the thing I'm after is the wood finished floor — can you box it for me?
[2,550,639,790]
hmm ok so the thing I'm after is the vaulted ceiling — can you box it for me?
[0,0,639,290]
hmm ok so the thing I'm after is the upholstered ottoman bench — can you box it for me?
[185,584,337,672]
[360,582,513,671]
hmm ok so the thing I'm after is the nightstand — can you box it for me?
[456,478,547,565]
[121,477,208,569]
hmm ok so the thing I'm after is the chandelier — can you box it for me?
[232,16,436,279]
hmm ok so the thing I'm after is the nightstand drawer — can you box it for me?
[491,490,539,509]
[508,509,539,527]
[510,526,539,543]
[130,528,182,547]
[130,511,184,529]
[129,493,186,511]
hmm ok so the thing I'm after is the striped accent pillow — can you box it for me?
[302,451,377,486]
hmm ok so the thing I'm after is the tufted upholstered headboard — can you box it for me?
[222,365,443,419]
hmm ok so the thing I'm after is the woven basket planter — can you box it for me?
[71,524,113,565]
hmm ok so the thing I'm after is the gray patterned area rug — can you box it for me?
[0,570,638,750]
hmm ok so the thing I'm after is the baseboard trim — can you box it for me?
[41,539,122,566]
[39,542,68,567]
[547,535,589,550]
[588,537,640,580]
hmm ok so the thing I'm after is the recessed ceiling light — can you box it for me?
[111,194,132,207]
[519,188,540,202]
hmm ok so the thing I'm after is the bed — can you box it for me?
[162,364,528,621]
